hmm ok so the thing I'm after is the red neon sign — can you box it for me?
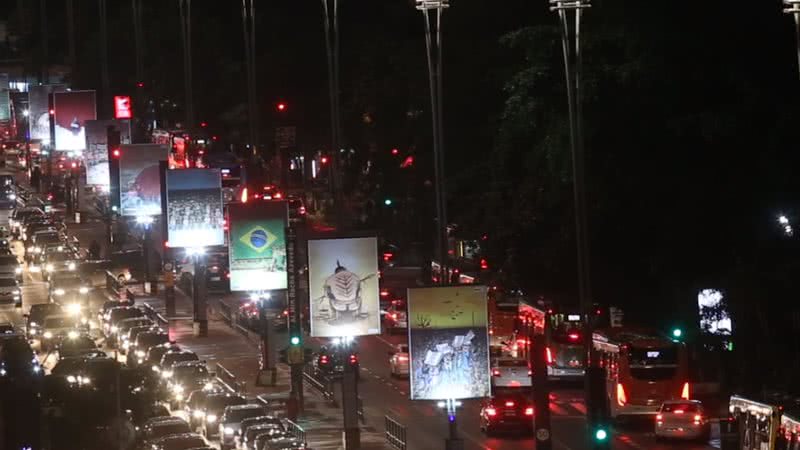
[114,96,133,119]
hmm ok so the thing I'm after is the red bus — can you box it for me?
[487,287,520,354]
[593,328,690,418]
[516,302,587,380]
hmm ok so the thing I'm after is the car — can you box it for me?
[42,250,79,280]
[40,314,79,351]
[148,432,209,450]
[286,196,307,224]
[26,303,64,338]
[253,428,293,450]
[389,344,410,378]
[184,385,228,429]
[479,392,535,436]
[167,361,213,406]
[103,306,145,340]
[146,343,181,371]
[240,423,284,450]
[140,417,192,446]
[491,358,531,387]
[49,273,90,309]
[27,229,64,262]
[0,276,21,306]
[198,392,247,438]
[0,334,43,381]
[57,333,98,359]
[9,207,44,235]
[0,254,22,283]
[0,322,15,334]
[383,299,408,334]
[312,347,359,380]
[262,437,306,449]
[127,330,169,367]
[655,400,711,442]
[122,325,159,353]
[159,350,200,377]
[115,317,155,351]
[237,416,286,449]
[218,404,266,450]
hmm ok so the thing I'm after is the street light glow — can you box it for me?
[779,215,790,225]
[136,215,155,226]
[22,109,30,117]
[186,247,206,256]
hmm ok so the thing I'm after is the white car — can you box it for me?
[389,344,410,378]
[491,358,531,387]
[655,400,711,441]
[0,276,20,305]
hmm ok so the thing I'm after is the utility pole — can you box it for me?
[532,317,552,450]
[99,0,110,118]
[132,0,144,85]
[321,0,344,224]
[178,0,194,130]
[191,250,208,337]
[39,0,49,84]
[241,0,258,156]
[66,0,76,77]
[414,0,449,284]
[341,341,360,449]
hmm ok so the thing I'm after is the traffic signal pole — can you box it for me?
[341,342,360,449]
[532,320,552,450]
[286,226,304,414]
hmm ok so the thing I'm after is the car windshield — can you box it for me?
[175,365,208,379]
[61,337,95,350]
[661,403,700,413]
[138,333,168,348]
[35,233,60,243]
[55,279,82,289]
[150,422,190,438]
[111,309,143,322]
[119,319,150,331]
[206,395,246,412]
[165,353,198,365]
[225,407,264,423]
[45,317,70,328]
[1,339,35,365]
[0,278,16,286]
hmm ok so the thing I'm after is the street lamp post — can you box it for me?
[415,0,449,285]
[136,215,155,293]
[179,0,195,131]
[784,0,800,79]
[242,0,258,155]
[187,246,208,337]
[321,0,343,218]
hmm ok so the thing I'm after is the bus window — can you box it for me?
[629,347,678,381]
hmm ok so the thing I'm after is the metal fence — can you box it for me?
[286,419,307,445]
[385,416,407,450]
[302,365,336,406]
[215,362,246,394]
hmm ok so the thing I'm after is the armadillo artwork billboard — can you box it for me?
[53,90,97,151]
[407,285,490,400]
[228,201,288,291]
[118,144,169,217]
[308,237,380,338]
[28,84,67,144]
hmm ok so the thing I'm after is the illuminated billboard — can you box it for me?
[119,144,169,217]
[85,120,131,187]
[228,202,288,291]
[53,90,97,152]
[308,237,380,337]
[698,289,732,335]
[408,285,490,400]
[0,73,9,122]
[114,96,132,119]
[166,169,224,248]
[28,84,67,144]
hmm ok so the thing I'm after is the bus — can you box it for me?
[518,302,587,380]
[593,328,690,418]
[487,287,522,354]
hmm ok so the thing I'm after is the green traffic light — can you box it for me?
[595,429,608,441]
[672,328,683,338]
[290,336,300,346]
[384,199,393,206]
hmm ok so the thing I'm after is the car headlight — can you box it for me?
[122,341,130,349]
[34,247,41,254]
[68,262,76,270]
[136,350,145,358]
[79,287,88,294]
[27,246,34,252]
[204,382,214,390]
[175,392,184,401]
[29,329,37,335]
[54,289,65,296]
[161,371,173,379]
[43,331,53,339]
[14,267,21,274]
[67,303,82,315]
[45,264,53,271]
[193,410,206,419]
[13,289,19,295]
[206,414,217,423]
[172,384,184,393]
[32,365,41,374]
[224,427,235,435]
[66,375,76,383]
[67,330,79,339]
[110,325,118,333]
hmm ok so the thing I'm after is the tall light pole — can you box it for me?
[784,0,800,78]
[549,1,610,449]
[179,0,195,131]
[132,0,145,86]
[242,0,258,155]
[99,0,110,118]
[321,0,343,213]
[415,0,449,285]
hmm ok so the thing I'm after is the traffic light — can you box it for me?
[290,335,301,346]
[671,327,683,339]
[391,148,399,155]
[348,354,358,365]
[586,367,611,449]
[320,156,329,164]
[277,102,287,112]
[384,199,393,206]
[112,148,121,158]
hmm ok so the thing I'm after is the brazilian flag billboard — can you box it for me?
[228,201,288,291]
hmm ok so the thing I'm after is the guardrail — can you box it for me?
[285,419,307,445]
[139,302,169,325]
[215,362,246,394]
[385,416,407,450]
[105,270,124,297]
[302,365,336,406]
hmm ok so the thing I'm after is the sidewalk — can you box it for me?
[128,284,388,449]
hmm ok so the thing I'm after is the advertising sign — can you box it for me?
[408,285,490,400]
[229,202,288,291]
[697,289,732,335]
[308,237,380,338]
[53,90,97,151]
[29,84,67,144]
[0,73,9,122]
[114,96,132,119]
[166,169,224,248]
[119,144,169,216]
[85,120,131,187]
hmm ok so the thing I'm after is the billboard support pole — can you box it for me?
[342,343,361,449]
[532,328,552,450]
[192,252,208,337]
[443,399,462,450]
[286,226,304,413]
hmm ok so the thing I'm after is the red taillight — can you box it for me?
[320,355,329,365]
[694,414,702,422]
[656,414,663,421]
[380,290,389,297]
[283,310,289,316]
[681,382,690,400]
[486,407,497,417]
[274,192,283,199]
[383,252,394,262]
[391,313,398,320]
[674,409,684,414]
[546,347,553,365]
[349,354,358,365]
[568,333,580,341]
[617,383,627,407]
[528,369,533,376]
[299,206,306,215]
[241,187,248,203]
[480,258,489,270]
[492,369,501,376]
[226,273,231,279]
[525,407,534,416]
[397,356,408,361]
[505,401,515,407]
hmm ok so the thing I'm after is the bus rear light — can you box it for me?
[486,407,497,417]
[568,333,580,341]
[693,414,702,425]
[505,401,515,407]
[681,382,690,400]
[492,369,501,376]
[546,347,553,365]
[656,414,663,422]
[525,407,534,416]
[616,383,627,407]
